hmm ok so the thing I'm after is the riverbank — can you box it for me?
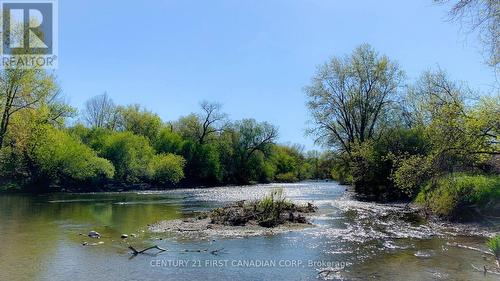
[0,179,335,193]
[415,174,500,221]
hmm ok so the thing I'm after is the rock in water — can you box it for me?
[88,230,101,238]
[121,234,128,239]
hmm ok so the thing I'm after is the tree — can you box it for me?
[175,101,227,145]
[82,92,120,130]
[149,154,186,185]
[98,132,156,183]
[305,44,405,154]
[0,68,68,147]
[171,102,227,184]
[197,101,227,144]
[435,0,499,69]
[235,119,278,162]
[393,69,499,197]
[154,127,185,155]
[231,119,278,183]
[116,104,163,143]
[270,144,314,182]
[31,126,115,186]
[410,70,498,162]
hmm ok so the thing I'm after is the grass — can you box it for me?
[208,188,315,227]
[257,188,294,227]
[415,173,500,218]
[487,235,500,260]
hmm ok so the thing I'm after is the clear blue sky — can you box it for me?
[57,0,496,150]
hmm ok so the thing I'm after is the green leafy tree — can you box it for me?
[117,104,163,143]
[306,44,405,154]
[231,119,278,183]
[31,126,115,186]
[0,68,72,147]
[98,132,155,183]
[154,127,185,155]
[149,153,186,185]
[388,69,499,206]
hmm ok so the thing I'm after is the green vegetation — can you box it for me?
[0,71,333,191]
[487,235,500,264]
[415,174,500,217]
[0,3,497,221]
[208,189,317,227]
[257,188,293,227]
[305,44,499,217]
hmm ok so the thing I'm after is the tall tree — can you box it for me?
[235,119,279,163]
[305,44,405,154]
[410,70,499,161]
[0,68,64,147]
[116,104,163,142]
[176,101,227,145]
[228,119,278,183]
[82,92,120,130]
[198,101,227,145]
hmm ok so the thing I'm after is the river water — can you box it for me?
[0,182,497,281]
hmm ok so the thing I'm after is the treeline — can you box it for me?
[306,44,499,217]
[0,71,334,191]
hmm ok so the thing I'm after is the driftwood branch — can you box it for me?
[471,264,500,276]
[128,245,225,256]
[128,245,166,255]
[317,268,340,277]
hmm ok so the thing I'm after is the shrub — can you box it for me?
[33,127,115,185]
[99,132,155,183]
[274,172,298,182]
[257,188,293,227]
[331,161,353,185]
[416,174,500,217]
[487,235,500,261]
[154,128,185,154]
[392,154,434,198]
[149,153,186,185]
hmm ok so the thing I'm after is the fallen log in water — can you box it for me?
[128,245,166,255]
[128,244,225,256]
[471,264,500,276]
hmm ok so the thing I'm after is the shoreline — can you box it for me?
[0,179,337,194]
[149,217,316,238]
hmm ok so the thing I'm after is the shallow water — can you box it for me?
[0,182,498,281]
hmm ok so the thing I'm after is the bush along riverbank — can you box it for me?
[305,45,499,221]
[415,174,500,220]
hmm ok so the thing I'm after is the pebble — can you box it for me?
[88,230,101,238]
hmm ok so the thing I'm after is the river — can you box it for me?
[0,182,497,280]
